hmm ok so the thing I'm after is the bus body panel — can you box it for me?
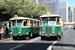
[55,26,61,35]
[11,26,22,36]
[40,25,61,37]
[11,26,40,37]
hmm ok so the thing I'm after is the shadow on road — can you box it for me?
[0,43,75,50]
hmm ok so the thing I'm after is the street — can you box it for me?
[0,29,75,50]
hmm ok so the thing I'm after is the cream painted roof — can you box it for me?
[40,14,60,18]
[10,17,40,21]
[65,22,75,24]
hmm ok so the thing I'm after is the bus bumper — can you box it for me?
[40,34,60,37]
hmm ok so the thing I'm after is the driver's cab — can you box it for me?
[10,17,30,27]
[40,14,62,26]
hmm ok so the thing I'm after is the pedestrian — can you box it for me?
[0,26,5,39]
[5,26,9,38]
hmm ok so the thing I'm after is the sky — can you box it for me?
[59,0,75,7]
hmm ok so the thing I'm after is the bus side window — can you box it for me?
[23,20,27,26]
[37,21,39,26]
[57,18,59,23]
[34,21,36,26]
[30,20,33,26]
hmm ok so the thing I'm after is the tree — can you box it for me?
[63,21,65,26]
[0,0,20,17]
[51,12,56,14]
[32,3,47,18]
[0,0,48,19]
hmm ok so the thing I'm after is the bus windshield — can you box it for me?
[11,20,22,27]
[48,17,56,26]
[12,20,16,26]
[17,20,22,26]
[42,17,48,25]
[42,17,56,26]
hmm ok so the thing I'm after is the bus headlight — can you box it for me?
[42,31,44,33]
[19,32,21,34]
[53,31,55,33]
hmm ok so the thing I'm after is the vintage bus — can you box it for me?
[10,17,40,40]
[39,14,63,41]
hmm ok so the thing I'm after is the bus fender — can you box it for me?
[26,31,32,36]
[26,31,30,35]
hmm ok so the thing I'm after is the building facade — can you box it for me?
[59,2,68,22]
[38,0,59,15]
[68,5,74,22]
[74,8,75,22]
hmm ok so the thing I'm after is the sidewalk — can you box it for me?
[0,32,11,40]
[0,37,12,43]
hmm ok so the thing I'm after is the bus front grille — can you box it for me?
[13,28,18,34]
[46,27,51,34]
[46,27,48,34]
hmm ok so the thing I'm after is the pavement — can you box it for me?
[0,28,75,50]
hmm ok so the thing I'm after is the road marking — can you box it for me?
[47,41,57,50]
[28,37,40,42]
[63,29,69,35]
[47,29,69,50]
[9,37,40,50]
[9,44,24,50]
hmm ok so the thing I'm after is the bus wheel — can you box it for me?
[41,36,45,40]
[26,34,31,40]
[26,36,30,40]
[57,36,61,41]
[13,36,17,40]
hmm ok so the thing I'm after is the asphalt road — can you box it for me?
[0,28,75,50]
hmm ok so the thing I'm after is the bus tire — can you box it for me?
[41,36,45,40]
[26,36,30,40]
[26,33,32,40]
[57,36,61,41]
[13,36,17,40]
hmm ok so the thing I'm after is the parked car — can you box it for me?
[73,26,75,29]
[64,26,69,30]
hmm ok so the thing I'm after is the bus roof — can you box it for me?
[40,14,61,18]
[10,17,40,21]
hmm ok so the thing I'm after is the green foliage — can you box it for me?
[63,21,65,26]
[0,0,48,18]
[51,12,56,14]
[32,3,47,18]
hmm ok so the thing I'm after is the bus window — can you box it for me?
[37,21,39,26]
[48,17,56,26]
[57,18,59,23]
[30,20,33,26]
[12,20,16,26]
[42,17,48,21]
[34,21,36,26]
[42,17,48,25]
[17,20,22,26]
[49,17,56,21]
[23,20,27,26]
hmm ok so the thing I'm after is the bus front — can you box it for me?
[11,20,23,39]
[39,16,61,40]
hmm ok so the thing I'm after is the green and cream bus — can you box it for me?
[39,14,63,41]
[10,16,40,40]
